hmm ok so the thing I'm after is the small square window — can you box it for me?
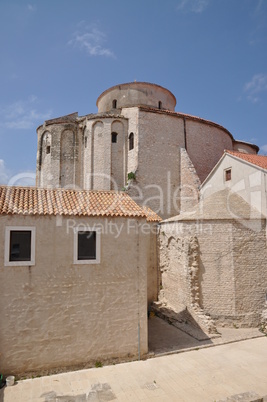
[225,169,232,181]
[5,227,36,266]
[74,229,100,264]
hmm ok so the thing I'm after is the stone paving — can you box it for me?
[1,318,267,402]
[148,316,265,355]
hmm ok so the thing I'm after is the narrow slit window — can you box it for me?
[111,132,118,143]
[46,145,51,154]
[129,133,134,151]
[225,169,231,181]
[158,101,162,109]
[112,99,117,109]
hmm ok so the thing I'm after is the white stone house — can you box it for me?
[201,150,267,218]
[0,186,160,375]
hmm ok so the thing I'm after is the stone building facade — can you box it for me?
[36,82,259,219]
[0,187,159,374]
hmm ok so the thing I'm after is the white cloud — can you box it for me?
[177,0,209,13]
[0,159,10,184]
[244,73,267,103]
[68,24,115,58]
[0,96,52,130]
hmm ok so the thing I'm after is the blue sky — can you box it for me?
[0,0,266,185]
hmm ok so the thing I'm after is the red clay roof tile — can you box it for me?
[0,186,161,221]
[226,150,267,170]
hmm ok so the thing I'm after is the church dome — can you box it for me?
[96,82,176,112]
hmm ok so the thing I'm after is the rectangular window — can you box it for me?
[225,168,232,181]
[5,227,36,266]
[74,228,100,264]
[78,231,96,260]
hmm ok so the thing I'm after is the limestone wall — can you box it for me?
[97,82,176,112]
[233,141,258,154]
[0,215,151,375]
[82,116,128,191]
[232,220,267,326]
[121,107,139,176]
[159,219,267,328]
[147,223,159,305]
[36,122,81,189]
[136,110,184,219]
[185,119,233,183]
[179,148,201,213]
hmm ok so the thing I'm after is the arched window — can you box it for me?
[158,101,162,109]
[112,99,117,109]
[111,132,118,143]
[129,133,134,150]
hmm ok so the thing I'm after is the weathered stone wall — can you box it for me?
[185,119,233,183]
[121,107,139,177]
[136,110,184,219]
[92,120,111,190]
[159,218,267,328]
[0,215,151,375]
[233,141,258,154]
[158,230,189,311]
[111,120,125,190]
[36,122,81,189]
[97,82,176,112]
[180,148,201,213]
[232,220,267,326]
[147,222,159,305]
[197,221,236,318]
[82,116,128,191]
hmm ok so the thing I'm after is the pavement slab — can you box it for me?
[1,336,267,402]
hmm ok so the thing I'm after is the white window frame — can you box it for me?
[4,226,36,266]
[73,227,101,264]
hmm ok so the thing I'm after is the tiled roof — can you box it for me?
[0,186,161,221]
[226,150,267,170]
